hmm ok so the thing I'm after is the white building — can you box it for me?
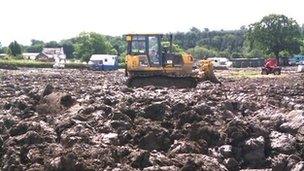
[0,53,6,58]
[37,47,66,62]
[22,53,39,60]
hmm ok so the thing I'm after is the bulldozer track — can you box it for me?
[126,75,198,88]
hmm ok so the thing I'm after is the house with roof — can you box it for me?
[23,53,40,60]
[0,53,6,58]
[37,47,66,62]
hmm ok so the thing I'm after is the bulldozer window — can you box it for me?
[149,36,160,65]
[131,36,146,54]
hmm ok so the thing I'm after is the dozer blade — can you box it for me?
[202,71,221,84]
[199,59,221,84]
[126,76,198,88]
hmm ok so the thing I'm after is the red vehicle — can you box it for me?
[261,58,281,75]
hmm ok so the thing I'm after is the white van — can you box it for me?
[298,61,304,72]
[208,57,232,69]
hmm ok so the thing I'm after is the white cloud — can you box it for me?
[0,0,303,45]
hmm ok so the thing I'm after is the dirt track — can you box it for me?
[1,68,304,170]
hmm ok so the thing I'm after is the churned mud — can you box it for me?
[0,68,304,171]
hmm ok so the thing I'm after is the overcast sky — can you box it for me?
[0,0,303,45]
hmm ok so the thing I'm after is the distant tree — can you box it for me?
[187,46,217,59]
[74,32,114,61]
[242,39,265,58]
[174,28,246,55]
[105,36,126,56]
[119,52,127,65]
[279,50,290,58]
[301,26,304,55]
[218,50,230,57]
[27,39,44,53]
[301,41,304,55]
[231,52,243,58]
[31,39,44,46]
[8,41,22,56]
[0,42,4,53]
[240,25,247,31]
[2,47,8,54]
[60,39,75,59]
[247,14,302,61]
[244,49,265,58]
[45,41,60,48]
[185,27,201,49]
[161,37,184,54]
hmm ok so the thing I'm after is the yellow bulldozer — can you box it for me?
[125,33,219,88]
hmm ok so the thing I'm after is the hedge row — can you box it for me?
[0,60,52,69]
[0,59,127,70]
[0,60,88,69]
[65,63,88,69]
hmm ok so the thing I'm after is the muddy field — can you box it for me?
[0,68,304,171]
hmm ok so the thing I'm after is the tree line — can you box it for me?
[1,14,304,61]
[0,32,126,62]
[180,15,304,60]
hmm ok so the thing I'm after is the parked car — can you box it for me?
[288,55,304,65]
[208,57,232,69]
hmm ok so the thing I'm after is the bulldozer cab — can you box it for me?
[126,34,181,68]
